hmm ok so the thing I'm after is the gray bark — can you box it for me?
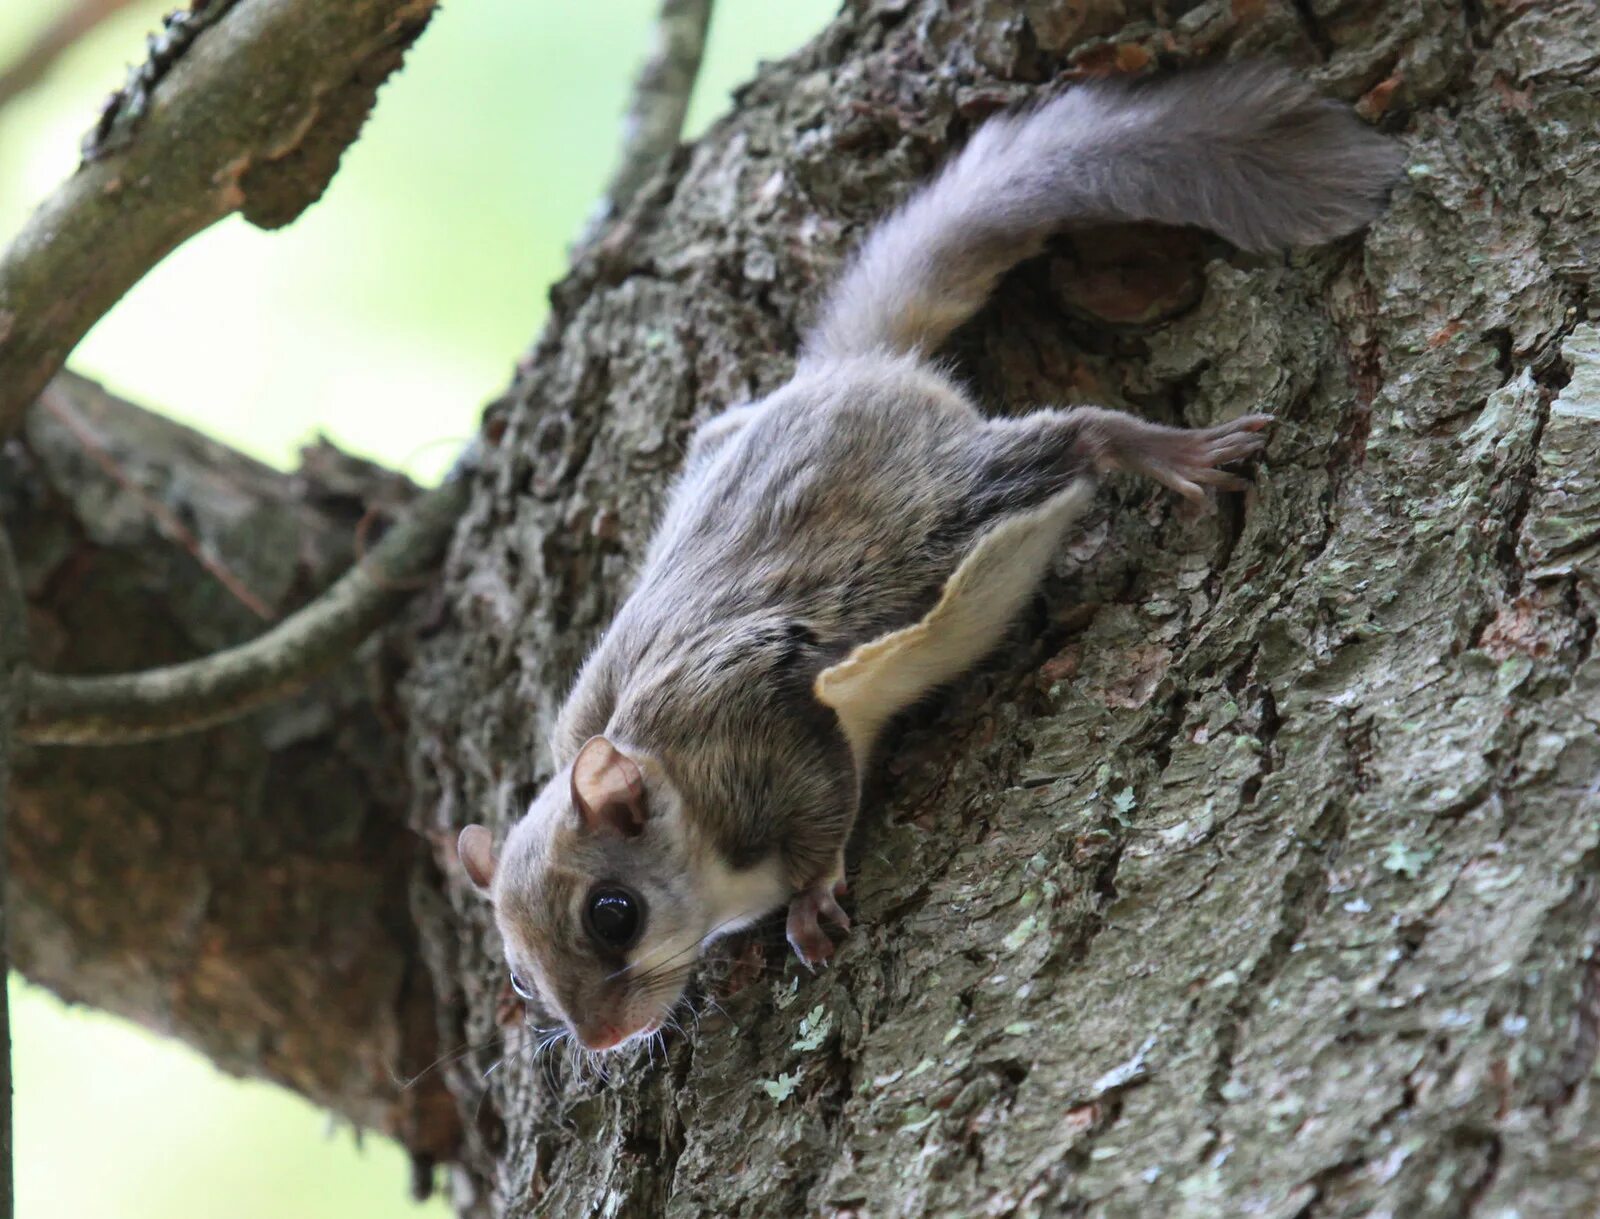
[10,0,1600,1216]
[403,0,1600,1215]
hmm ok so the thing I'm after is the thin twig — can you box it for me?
[0,526,24,1219]
[0,0,439,440]
[18,464,472,746]
[581,0,713,244]
[40,384,276,621]
[0,0,138,112]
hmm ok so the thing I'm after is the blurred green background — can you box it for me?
[0,1,835,1215]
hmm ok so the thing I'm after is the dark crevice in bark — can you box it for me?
[1477,326,1570,635]
[1528,848,1600,1116]
[1142,688,1191,775]
[1199,792,1352,1157]
[1569,577,1598,666]
[1294,1059,1429,1215]
[1332,272,1382,477]
[1237,682,1280,809]
[1290,1156,1367,1219]
[1458,1128,1506,1216]
[1544,948,1600,1115]
[1459,0,1493,49]
[1288,0,1333,59]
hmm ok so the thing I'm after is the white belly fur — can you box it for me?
[814,478,1094,765]
[697,851,793,944]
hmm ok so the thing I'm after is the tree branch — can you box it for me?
[18,452,471,746]
[0,522,22,1219]
[582,0,713,244]
[0,0,438,439]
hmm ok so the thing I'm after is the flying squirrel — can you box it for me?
[458,61,1403,1052]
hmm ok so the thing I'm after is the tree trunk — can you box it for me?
[405,0,1600,1213]
[13,0,1600,1215]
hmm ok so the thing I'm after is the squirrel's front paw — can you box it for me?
[786,878,850,967]
[1161,414,1273,501]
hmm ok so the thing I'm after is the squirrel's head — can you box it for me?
[457,736,712,1052]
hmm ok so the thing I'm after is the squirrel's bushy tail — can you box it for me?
[803,62,1403,362]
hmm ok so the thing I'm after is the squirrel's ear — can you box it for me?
[571,737,648,837]
[458,825,497,892]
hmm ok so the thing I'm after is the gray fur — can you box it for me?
[475,62,1403,1048]
[807,60,1404,360]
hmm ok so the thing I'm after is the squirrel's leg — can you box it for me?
[978,407,1271,508]
[1059,406,1272,501]
[786,850,850,967]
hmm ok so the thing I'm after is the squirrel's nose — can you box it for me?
[580,1023,625,1051]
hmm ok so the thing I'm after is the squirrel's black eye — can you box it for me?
[585,887,643,950]
[509,971,536,1001]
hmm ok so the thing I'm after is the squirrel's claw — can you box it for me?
[786,878,851,967]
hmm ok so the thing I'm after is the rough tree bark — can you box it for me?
[407,0,1600,1214]
[8,0,1600,1216]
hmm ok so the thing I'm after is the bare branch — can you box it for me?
[0,523,21,1219]
[0,0,439,439]
[584,0,713,241]
[18,463,470,745]
[0,0,139,112]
